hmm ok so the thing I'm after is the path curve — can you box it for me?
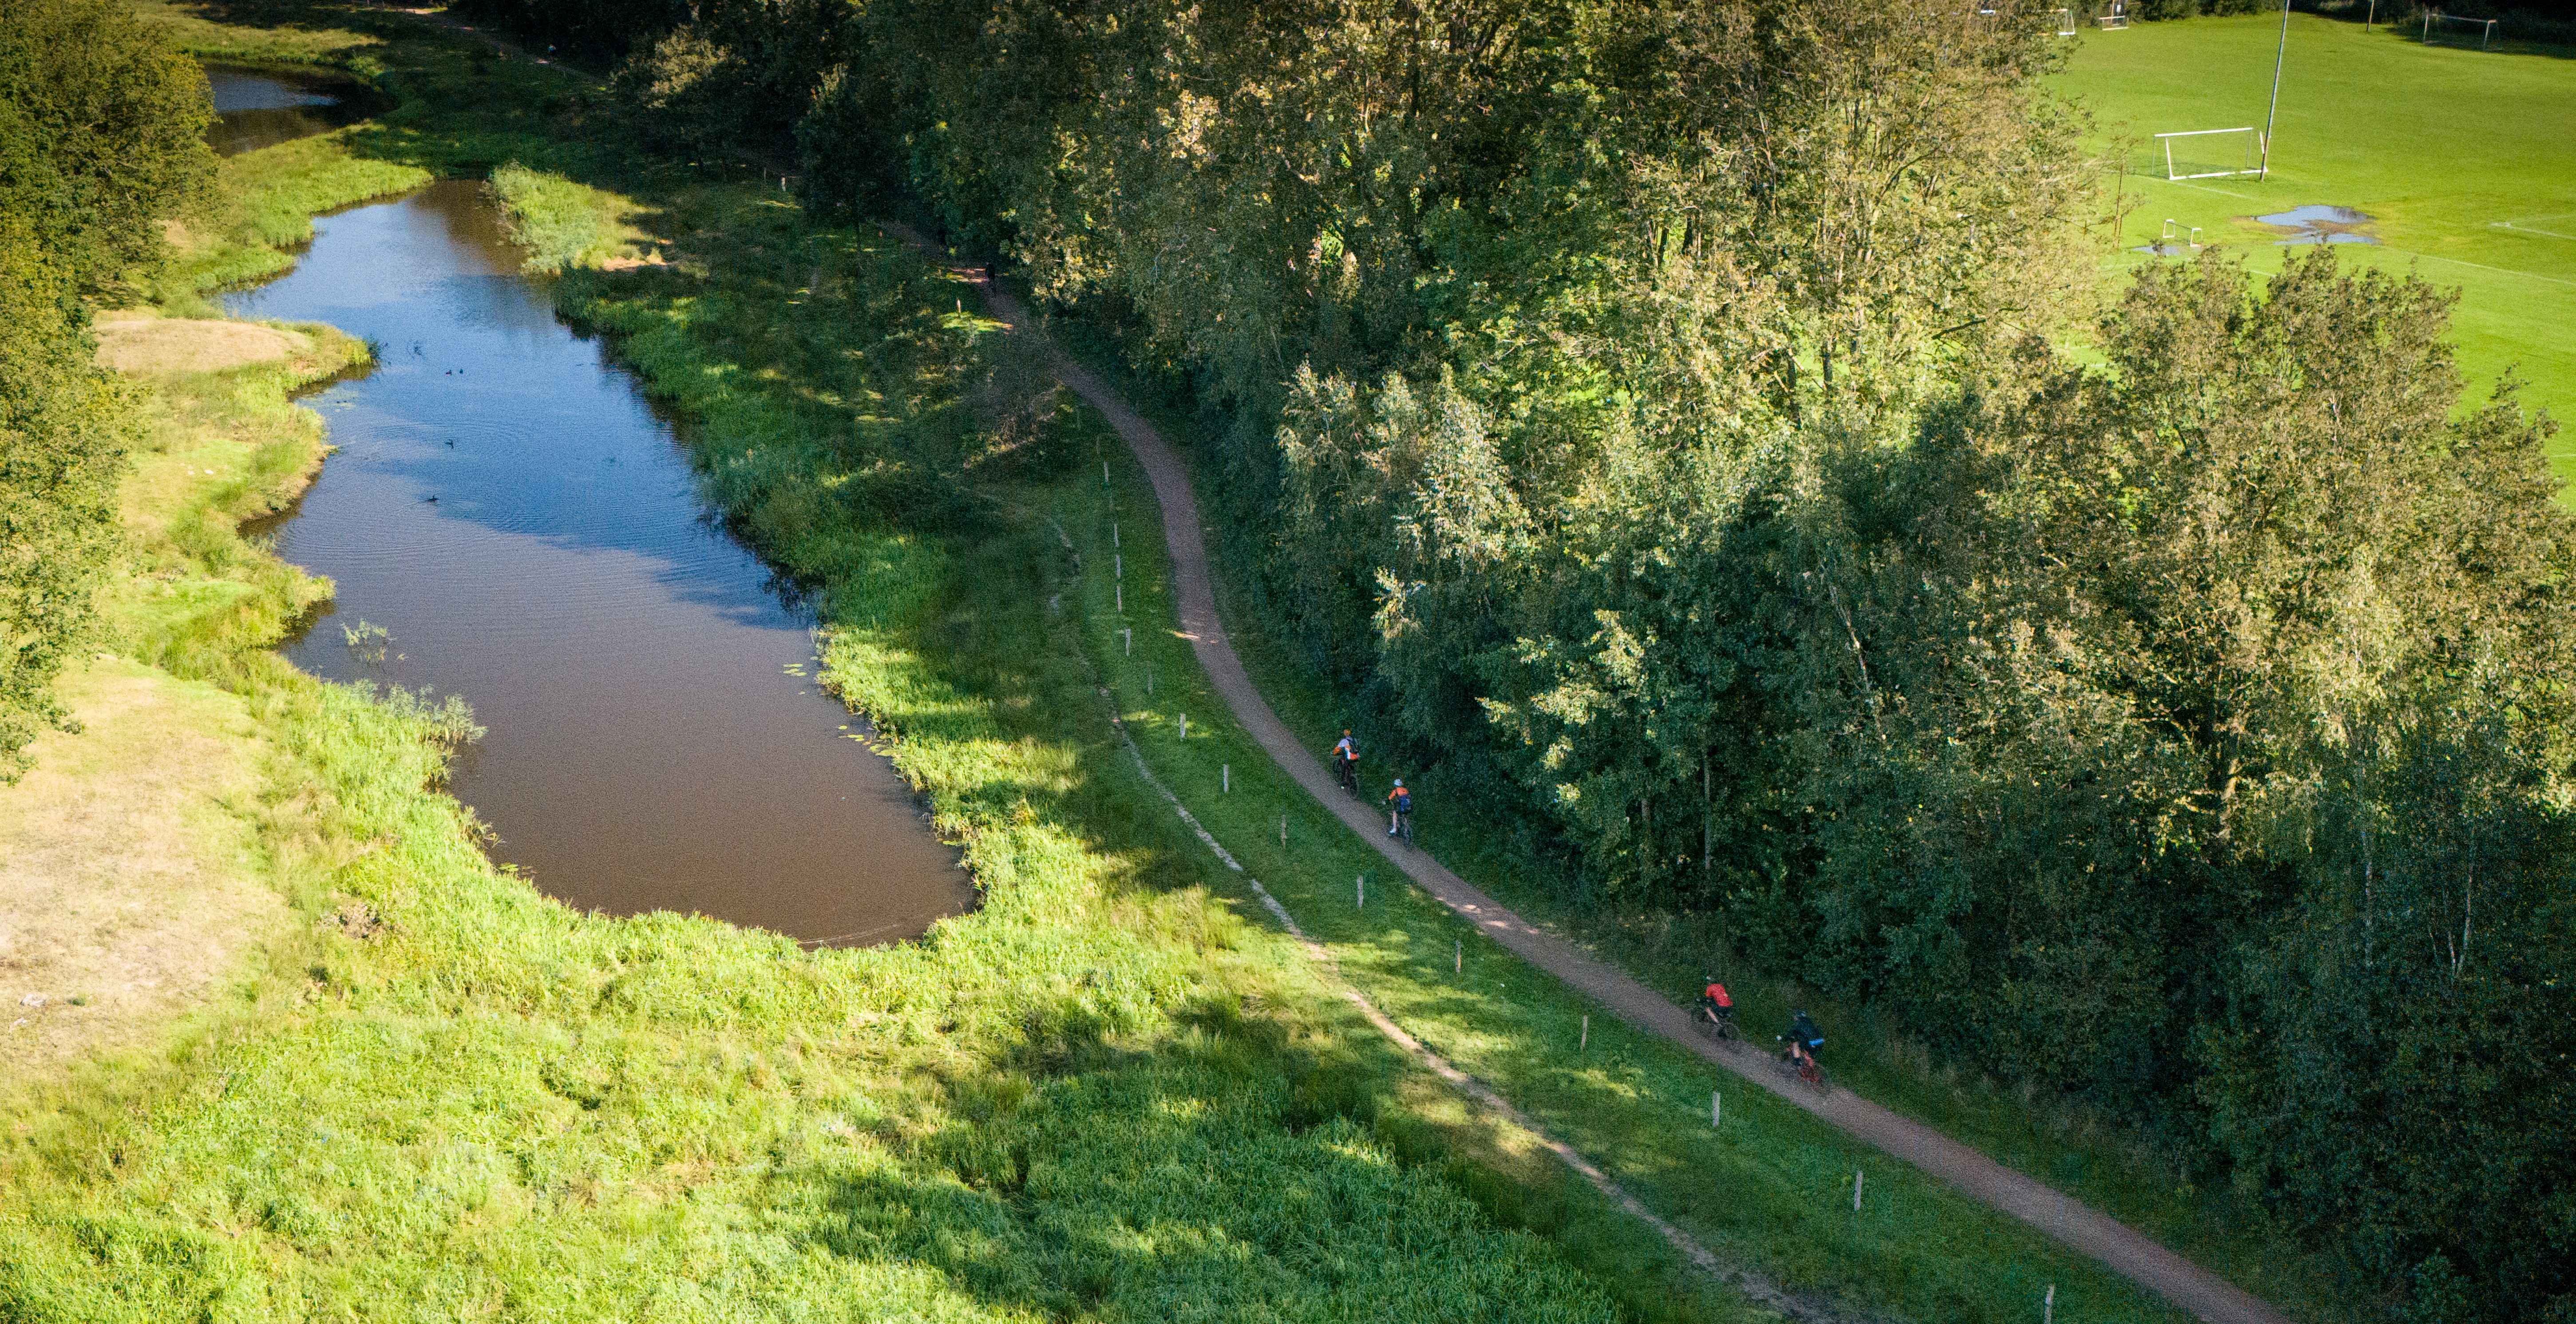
[915,236,2290,1324]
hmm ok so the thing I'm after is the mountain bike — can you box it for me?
[1775,1035,1828,1094]
[1694,1003,1737,1043]
[1390,807,1413,845]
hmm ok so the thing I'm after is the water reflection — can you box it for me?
[2258,205,2381,246]
[226,180,973,946]
[204,63,370,156]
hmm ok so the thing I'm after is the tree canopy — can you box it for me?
[0,0,212,775]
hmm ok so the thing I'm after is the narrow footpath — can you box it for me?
[941,258,2293,1324]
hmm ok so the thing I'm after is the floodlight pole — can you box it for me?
[2259,0,2291,180]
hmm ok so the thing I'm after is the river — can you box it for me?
[205,63,375,157]
[221,166,973,947]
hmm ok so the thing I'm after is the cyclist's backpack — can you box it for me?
[1395,789,1412,811]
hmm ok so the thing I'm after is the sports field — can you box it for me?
[2051,14,2576,481]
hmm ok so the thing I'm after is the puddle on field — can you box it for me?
[204,63,376,155]
[2258,205,2381,245]
[221,168,975,947]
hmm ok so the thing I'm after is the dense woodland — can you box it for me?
[0,0,2566,1316]
[0,0,211,775]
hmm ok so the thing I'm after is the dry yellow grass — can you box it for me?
[0,659,280,1095]
[93,312,309,374]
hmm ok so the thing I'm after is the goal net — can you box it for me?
[2054,7,2077,35]
[2096,0,2130,28]
[2421,13,2499,48]
[2156,127,2262,181]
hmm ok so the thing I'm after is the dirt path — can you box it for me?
[926,250,2291,1324]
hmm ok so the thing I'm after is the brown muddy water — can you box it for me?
[224,177,972,945]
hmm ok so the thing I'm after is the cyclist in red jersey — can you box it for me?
[1698,980,1735,1028]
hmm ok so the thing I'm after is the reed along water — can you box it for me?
[226,174,973,946]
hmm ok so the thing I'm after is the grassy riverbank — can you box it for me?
[1,4,1741,1317]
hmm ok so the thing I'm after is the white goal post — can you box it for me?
[2156,127,2263,181]
[2421,13,2499,48]
[2054,7,2077,35]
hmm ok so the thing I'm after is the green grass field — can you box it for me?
[2049,13,2576,477]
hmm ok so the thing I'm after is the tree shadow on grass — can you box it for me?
[798,1007,1622,1324]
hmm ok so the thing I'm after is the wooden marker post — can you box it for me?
[1853,1170,1864,1212]
[1281,816,1287,848]
[1122,628,1132,656]
[1116,584,1123,613]
[1454,940,1461,974]
[1179,713,1187,740]
[1115,554,1122,579]
[1357,876,1365,909]
[1712,1091,1721,1128]
[1112,522,1119,548]
[1103,460,1111,487]
[1223,764,1230,793]
[1580,1016,1589,1051]
[2044,1285,2055,1324]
